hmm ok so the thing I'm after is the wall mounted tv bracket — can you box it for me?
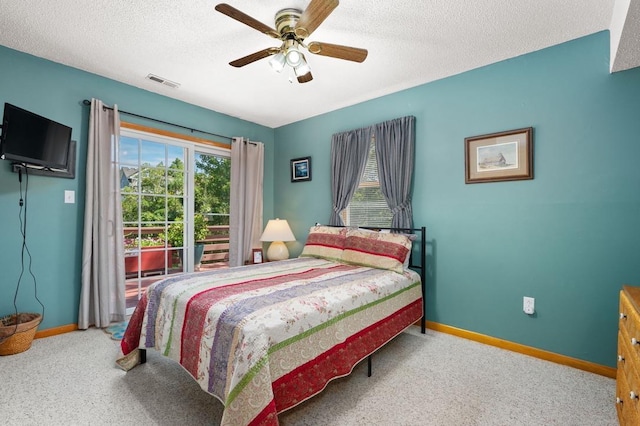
[11,140,76,179]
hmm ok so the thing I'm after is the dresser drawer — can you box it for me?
[617,364,640,425]
[618,287,640,425]
[618,329,640,409]
[620,290,640,347]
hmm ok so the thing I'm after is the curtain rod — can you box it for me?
[82,99,233,141]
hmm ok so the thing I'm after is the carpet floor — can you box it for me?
[0,326,617,425]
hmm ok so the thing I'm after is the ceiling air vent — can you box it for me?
[146,73,180,89]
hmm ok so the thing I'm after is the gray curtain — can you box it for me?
[329,128,371,225]
[229,137,264,267]
[374,116,415,228]
[78,99,125,329]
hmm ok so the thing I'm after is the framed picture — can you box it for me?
[252,248,263,264]
[291,156,312,182]
[465,127,533,184]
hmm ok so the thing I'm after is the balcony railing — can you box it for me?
[123,224,230,274]
[199,225,231,267]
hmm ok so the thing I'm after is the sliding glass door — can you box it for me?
[194,151,231,271]
[119,128,230,312]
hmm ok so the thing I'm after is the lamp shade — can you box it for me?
[260,219,296,242]
[260,219,295,261]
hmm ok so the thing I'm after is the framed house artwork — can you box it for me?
[465,127,533,184]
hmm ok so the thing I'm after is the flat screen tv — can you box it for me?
[0,103,72,170]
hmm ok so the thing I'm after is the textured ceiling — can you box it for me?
[0,0,632,128]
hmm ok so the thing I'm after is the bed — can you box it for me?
[120,225,427,426]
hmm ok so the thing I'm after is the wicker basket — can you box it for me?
[0,313,42,356]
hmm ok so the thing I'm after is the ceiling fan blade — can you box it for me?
[294,0,339,39]
[229,48,280,68]
[307,42,368,62]
[215,3,280,39]
[297,72,313,83]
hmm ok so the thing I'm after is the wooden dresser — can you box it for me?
[617,285,640,424]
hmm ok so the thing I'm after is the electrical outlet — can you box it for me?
[64,190,75,204]
[523,296,535,315]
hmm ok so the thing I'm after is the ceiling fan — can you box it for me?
[215,0,368,83]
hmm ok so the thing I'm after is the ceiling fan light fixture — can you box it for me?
[286,50,302,67]
[294,56,311,77]
[269,52,286,73]
[215,2,366,83]
[281,38,303,67]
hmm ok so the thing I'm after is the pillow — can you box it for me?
[342,229,412,273]
[299,226,348,261]
[358,228,416,268]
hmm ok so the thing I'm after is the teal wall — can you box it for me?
[2,30,638,369]
[0,46,275,330]
[274,31,640,368]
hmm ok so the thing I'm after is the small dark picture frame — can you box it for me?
[252,248,263,264]
[291,156,312,182]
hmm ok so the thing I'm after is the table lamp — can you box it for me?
[260,218,296,261]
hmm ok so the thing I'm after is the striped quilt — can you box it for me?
[121,257,422,426]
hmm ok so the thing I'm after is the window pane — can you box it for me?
[167,167,184,196]
[123,227,138,252]
[168,196,184,221]
[168,249,182,275]
[361,142,379,183]
[167,145,184,166]
[167,218,185,249]
[344,137,392,227]
[121,194,139,223]
[140,166,166,194]
[120,166,139,192]
[140,140,166,166]
[119,136,139,166]
[140,223,165,247]
[140,195,166,222]
[349,186,392,227]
